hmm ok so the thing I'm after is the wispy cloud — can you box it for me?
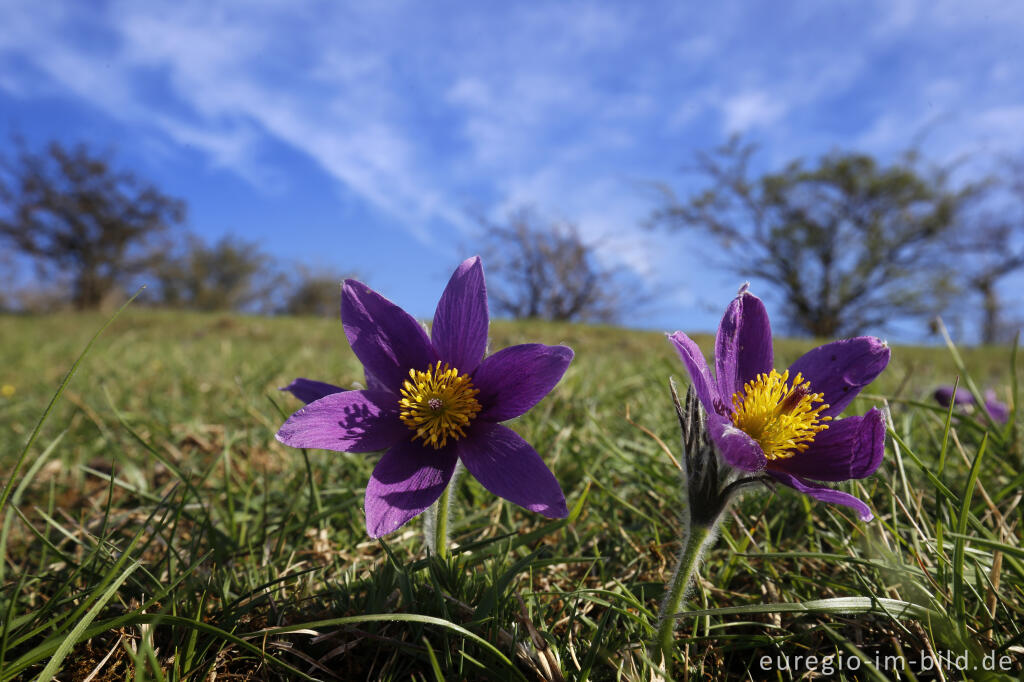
[721,91,788,133]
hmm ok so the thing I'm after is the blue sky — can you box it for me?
[1,0,1023,340]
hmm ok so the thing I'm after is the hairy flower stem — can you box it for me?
[425,462,462,558]
[433,485,452,559]
[654,520,716,676]
[650,381,766,677]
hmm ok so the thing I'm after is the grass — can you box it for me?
[0,308,1021,680]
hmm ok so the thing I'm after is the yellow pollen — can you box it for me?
[399,361,482,449]
[730,369,831,461]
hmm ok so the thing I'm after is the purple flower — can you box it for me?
[934,386,1009,423]
[984,391,1011,423]
[933,386,972,408]
[669,286,890,521]
[276,257,573,537]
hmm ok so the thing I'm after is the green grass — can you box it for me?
[0,309,1021,680]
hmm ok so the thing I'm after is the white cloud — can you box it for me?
[869,0,919,38]
[111,2,457,233]
[973,105,1024,149]
[720,90,787,132]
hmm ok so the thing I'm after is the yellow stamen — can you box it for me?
[399,361,482,449]
[731,369,831,461]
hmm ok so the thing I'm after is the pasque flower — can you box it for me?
[934,386,1009,423]
[669,285,890,521]
[276,257,572,538]
[654,285,889,672]
[932,385,972,408]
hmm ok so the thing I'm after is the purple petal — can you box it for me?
[365,439,458,537]
[456,423,568,518]
[365,370,388,392]
[431,256,489,373]
[342,280,437,393]
[279,378,346,404]
[668,332,722,416]
[707,412,767,472]
[770,409,885,481]
[787,337,890,418]
[768,471,874,521]
[276,390,405,453]
[934,386,972,407]
[983,390,1010,423]
[715,291,773,402]
[473,344,574,422]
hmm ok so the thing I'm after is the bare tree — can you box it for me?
[151,234,282,312]
[476,207,642,323]
[278,266,355,318]
[0,140,185,309]
[941,160,1024,344]
[962,228,1024,345]
[651,138,977,337]
[0,249,15,312]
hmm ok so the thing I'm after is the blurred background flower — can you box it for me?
[934,385,1010,422]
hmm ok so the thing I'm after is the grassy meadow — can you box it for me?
[0,308,1021,680]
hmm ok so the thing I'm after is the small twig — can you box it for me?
[81,635,123,682]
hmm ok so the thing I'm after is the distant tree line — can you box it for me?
[2,137,1023,342]
[0,139,646,325]
[0,140,351,317]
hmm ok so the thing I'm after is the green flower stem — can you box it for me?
[425,462,462,558]
[655,521,714,676]
[432,483,452,560]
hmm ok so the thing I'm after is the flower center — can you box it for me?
[730,369,831,461]
[399,361,482,449]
